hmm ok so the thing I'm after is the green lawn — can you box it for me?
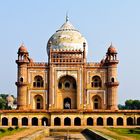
[107,128,140,140]
[0,127,26,138]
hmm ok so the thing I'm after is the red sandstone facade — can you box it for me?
[0,19,140,127]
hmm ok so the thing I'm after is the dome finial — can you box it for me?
[66,12,69,22]
[111,42,113,46]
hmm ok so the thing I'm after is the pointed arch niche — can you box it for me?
[57,75,77,109]
[92,95,102,109]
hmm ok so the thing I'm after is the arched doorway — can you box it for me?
[97,117,103,126]
[64,117,71,126]
[107,117,113,126]
[64,98,71,109]
[137,117,140,125]
[42,117,48,126]
[117,117,123,126]
[127,117,133,126]
[34,95,43,109]
[87,117,93,126]
[54,117,61,126]
[58,75,77,109]
[12,117,18,126]
[22,117,28,126]
[92,96,101,109]
[74,117,81,126]
[2,117,8,126]
[32,117,38,126]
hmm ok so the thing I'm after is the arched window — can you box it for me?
[97,117,103,126]
[64,97,71,109]
[87,117,93,126]
[91,76,102,88]
[54,117,61,126]
[19,77,23,82]
[65,81,70,88]
[107,117,113,126]
[22,117,28,126]
[73,82,77,89]
[33,76,44,88]
[12,117,18,126]
[137,117,140,125]
[127,117,133,126]
[94,98,99,109]
[64,117,71,126]
[117,117,123,126]
[58,82,62,89]
[2,117,8,126]
[74,117,81,126]
[42,117,48,126]
[32,117,38,126]
[34,95,43,109]
[111,77,115,82]
[93,96,101,109]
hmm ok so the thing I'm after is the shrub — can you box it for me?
[15,126,19,130]
[129,129,134,133]
[0,128,5,133]
[8,127,14,131]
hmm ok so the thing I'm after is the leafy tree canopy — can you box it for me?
[118,99,140,110]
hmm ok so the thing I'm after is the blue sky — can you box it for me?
[0,0,140,104]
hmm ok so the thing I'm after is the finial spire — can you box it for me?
[66,12,69,22]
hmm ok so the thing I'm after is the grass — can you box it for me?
[0,127,27,138]
[107,128,140,140]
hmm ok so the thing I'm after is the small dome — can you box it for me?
[47,19,88,55]
[18,44,28,53]
[107,44,117,54]
[6,95,14,102]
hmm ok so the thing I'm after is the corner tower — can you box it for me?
[105,44,119,110]
[16,44,29,110]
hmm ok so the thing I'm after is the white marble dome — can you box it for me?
[47,19,88,55]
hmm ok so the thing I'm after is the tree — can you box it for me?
[118,99,140,110]
[0,97,7,109]
[0,94,15,110]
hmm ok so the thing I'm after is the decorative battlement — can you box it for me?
[86,62,101,67]
[28,62,48,67]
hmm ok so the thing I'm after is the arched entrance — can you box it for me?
[54,117,61,126]
[2,117,8,126]
[64,97,71,109]
[97,117,103,126]
[32,117,38,126]
[92,96,101,109]
[117,117,123,126]
[34,95,43,109]
[74,117,81,126]
[22,117,28,126]
[42,117,48,126]
[57,75,77,109]
[12,117,18,126]
[127,117,133,126]
[64,117,71,126]
[107,117,113,126]
[87,117,93,126]
[137,117,140,125]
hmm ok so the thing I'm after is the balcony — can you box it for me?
[105,82,119,87]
